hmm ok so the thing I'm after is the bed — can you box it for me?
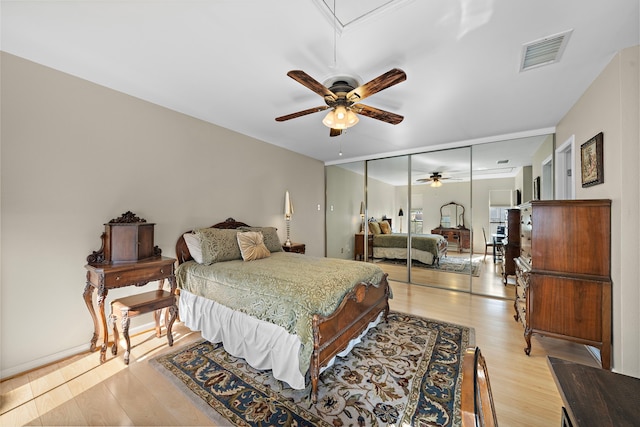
[175,218,390,403]
[369,221,448,265]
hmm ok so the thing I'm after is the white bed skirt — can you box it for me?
[373,247,436,265]
[178,289,383,390]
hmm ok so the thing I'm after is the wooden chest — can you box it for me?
[514,200,611,369]
[105,222,155,262]
[87,211,160,264]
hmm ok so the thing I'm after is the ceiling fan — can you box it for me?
[416,172,458,187]
[275,68,406,137]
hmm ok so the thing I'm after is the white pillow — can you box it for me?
[183,232,203,264]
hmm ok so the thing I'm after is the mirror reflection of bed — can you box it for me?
[367,218,448,266]
[326,136,554,300]
[365,199,510,298]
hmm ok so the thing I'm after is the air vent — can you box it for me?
[496,159,509,165]
[520,30,573,72]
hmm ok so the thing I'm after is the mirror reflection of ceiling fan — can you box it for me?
[275,68,406,137]
[416,172,461,187]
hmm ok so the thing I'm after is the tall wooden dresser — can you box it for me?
[502,208,521,284]
[514,200,612,369]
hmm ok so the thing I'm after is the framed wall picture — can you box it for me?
[581,132,604,187]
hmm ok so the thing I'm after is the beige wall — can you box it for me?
[325,165,365,259]
[0,53,325,376]
[556,45,640,375]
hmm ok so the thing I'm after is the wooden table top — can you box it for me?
[547,357,640,427]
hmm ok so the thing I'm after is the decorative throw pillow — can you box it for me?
[182,232,204,264]
[238,226,283,252]
[237,231,271,261]
[379,220,391,234]
[369,221,382,235]
[194,228,242,265]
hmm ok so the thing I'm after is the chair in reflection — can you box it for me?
[483,228,496,262]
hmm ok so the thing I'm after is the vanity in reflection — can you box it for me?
[430,202,470,252]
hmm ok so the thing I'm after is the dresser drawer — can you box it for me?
[100,263,174,287]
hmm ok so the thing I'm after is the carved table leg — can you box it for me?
[122,310,131,365]
[110,313,119,356]
[166,305,178,347]
[153,309,162,338]
[82,282,99,352]
[154,278,165,338]
[96,283,109,363]
[524,328,532,356]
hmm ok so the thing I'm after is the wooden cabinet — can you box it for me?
[88,211,162,264]
[430,227,470,252]
[514,200,612,369]
[354,233,373,260]
[502,208,521,284]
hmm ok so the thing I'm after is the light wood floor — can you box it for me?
[1,277,598,426]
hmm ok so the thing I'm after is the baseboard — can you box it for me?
[0,321,157,380]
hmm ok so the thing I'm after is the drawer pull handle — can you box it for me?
[160,269,164,274]
[116,276,121,281]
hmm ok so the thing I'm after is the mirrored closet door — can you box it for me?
[366,156,409,283]
[410,148,472,292]
[326,133,556,301]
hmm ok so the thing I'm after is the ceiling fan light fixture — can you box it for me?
[431,180,443,188]
[322,106,359,129]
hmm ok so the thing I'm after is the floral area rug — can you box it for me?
[378,256,481,277]
[151,312,473,426]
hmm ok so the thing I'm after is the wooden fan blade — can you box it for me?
[329,128,343,137]
[275,105,329,122]
[287,70,337,101]
[347,68,406,102]
[351,103,404,125]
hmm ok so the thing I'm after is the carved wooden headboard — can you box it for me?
[175,217,250,265]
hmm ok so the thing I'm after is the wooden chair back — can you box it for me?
[482,227,494,246]
[461,346,498,427]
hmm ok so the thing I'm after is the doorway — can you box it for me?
[555,135,575,200]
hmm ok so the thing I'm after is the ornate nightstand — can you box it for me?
[354,233,373,260]
[282,242,305,254]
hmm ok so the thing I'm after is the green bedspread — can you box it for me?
[373,233,444,255]
[175,252,386,376]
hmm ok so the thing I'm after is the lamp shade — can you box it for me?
[322,106,359,129]
[284,191,294,218]
[398,208,404,217]
[360,201,365,217]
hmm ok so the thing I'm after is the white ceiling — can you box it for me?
[2,0,638,167]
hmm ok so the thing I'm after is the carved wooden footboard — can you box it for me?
[176,218,391,403]
[311,275,390,402]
